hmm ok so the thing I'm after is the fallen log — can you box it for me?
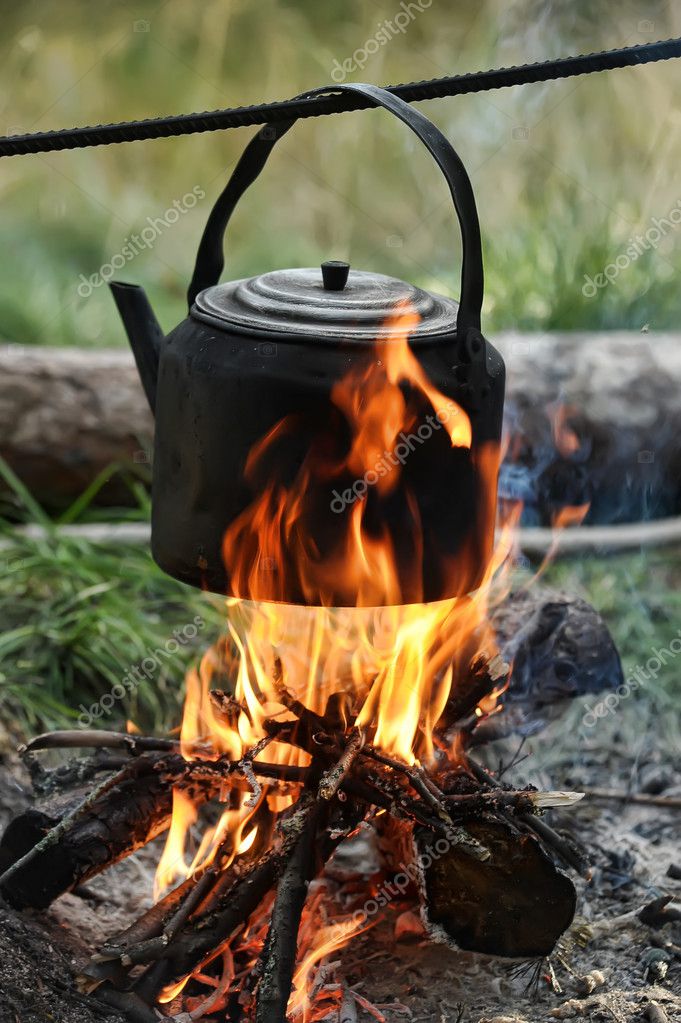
[0,343,152,510]
[0,754,216,909]
[495,330,681,525]
[414,816,577,958]
[2,332,681,520]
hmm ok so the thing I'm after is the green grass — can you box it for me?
[1,0,681,346]
[0,456,220,735]
[0,531,223,735]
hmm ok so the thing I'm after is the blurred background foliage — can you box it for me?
[1,1,681,745]
[1,0,681,347]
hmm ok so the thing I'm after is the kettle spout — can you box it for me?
[110,282,164,413]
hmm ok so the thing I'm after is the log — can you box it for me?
[0,343,152,509]
[414,816,577,958]
[0,755,215,909]
[495,331,681,525]
[2,331,681,520]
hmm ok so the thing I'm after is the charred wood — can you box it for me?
[255,799,321,1023]
[0,754,215,908]
[414,816,577,958]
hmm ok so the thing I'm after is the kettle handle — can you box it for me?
[188,83,484,337]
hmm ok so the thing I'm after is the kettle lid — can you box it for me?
[191,263,459,343]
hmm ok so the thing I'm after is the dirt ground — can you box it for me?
[0,705,679,1023]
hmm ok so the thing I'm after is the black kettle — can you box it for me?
[110,83,505,607]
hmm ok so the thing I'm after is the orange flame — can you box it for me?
[288,917,372,1018]
[221,302,474,608]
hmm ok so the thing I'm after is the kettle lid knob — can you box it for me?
[321,260,350,291]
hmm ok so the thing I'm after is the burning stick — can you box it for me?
[318,729,364,801]
[438,651,510,733]
[255,798,320,1023]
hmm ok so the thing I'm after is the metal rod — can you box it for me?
[1,37,680,157]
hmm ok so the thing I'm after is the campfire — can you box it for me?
[0,305,591,1023]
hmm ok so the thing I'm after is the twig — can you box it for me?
[498,736,530,778]
[20,729,180,755]
[582,788,681,809]
[319,729,364,801]
[360,747,449,819]
[445,790,584,811]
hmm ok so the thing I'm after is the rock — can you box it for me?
[642,947,670,982]
[576,969,606,995]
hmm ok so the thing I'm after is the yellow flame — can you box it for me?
[158,973,191,1005]
[288,919,371,1017]
[154,791,259,899]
